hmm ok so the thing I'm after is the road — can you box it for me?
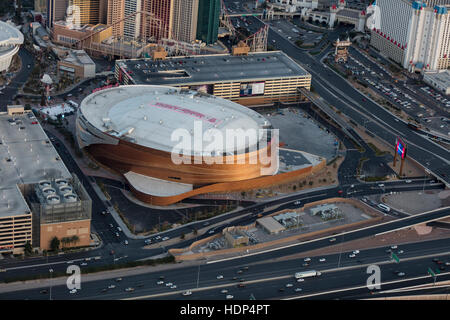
[247,16,450,187]
[2,238,449,300]
[0,47,34,110]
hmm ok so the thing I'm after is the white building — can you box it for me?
[0,21,24,73]
[123,0,142,39]
[370,0,450,73]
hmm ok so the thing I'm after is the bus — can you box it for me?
[377,203,391,212]
[295,270,321,279]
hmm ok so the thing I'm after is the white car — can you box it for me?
[294,288,303,292]
[349,254,356,258]
[405,179,412,183]
[297,278,304,282]
[182,290,192,296]
[80,262,87,266]
[286,283,293,288]
[108,285,116,289]
[216,275,224,279]
[319,258,326,262]
[353,250,360,254]
[69,289,77,294]
[162,237,170,241]
[170,285,177,289]
[329,237,337,242]
[124,240,128,245]
[157,281,164,285]
[165,282,173,287]
[221,289,228,294]
[226,295,234,299]
[391,245,398,249]
[304,257,311,262]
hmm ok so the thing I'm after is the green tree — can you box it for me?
[50,236,60,252]
[24,241,32,256]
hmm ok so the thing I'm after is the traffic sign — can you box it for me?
[391,252,400,263]
[428,267,436,277]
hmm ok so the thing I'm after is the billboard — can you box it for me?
[395,137,407,159]
[189,84,213,94]
[240,82,265,97]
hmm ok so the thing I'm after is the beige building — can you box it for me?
[171,0,198,43]
[223,227,249,247]
[57,49,96,80]
[0,187,33,255]
[0,106,92,253]
[40,219,91,250]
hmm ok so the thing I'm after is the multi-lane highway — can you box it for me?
[2,237,449,300]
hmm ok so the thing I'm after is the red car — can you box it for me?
[338,190,343,194]
[31,121,38,124]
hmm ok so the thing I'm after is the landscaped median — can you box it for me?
[169,198,385,262]
[0,256,176,284]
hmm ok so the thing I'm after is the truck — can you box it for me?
[407,122,421,131]
[295,270,321,279]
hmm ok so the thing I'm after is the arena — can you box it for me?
[77,85,326,205]
[0,21,23,73]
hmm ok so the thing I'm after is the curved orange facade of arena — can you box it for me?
[128,160,326,206]
[86,137,276,185]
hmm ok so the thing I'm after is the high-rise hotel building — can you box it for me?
[47,0,69,29]
[370,0,450,72]
[171,0,198,43]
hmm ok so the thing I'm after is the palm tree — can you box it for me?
[71,235,80,246]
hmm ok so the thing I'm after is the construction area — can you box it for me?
[170,199,381,260]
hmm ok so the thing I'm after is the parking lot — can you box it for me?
[264,107,338,161]
[338,49,450,138]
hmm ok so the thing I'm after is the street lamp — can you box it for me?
[49,268,53,300]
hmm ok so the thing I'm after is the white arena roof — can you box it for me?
[79,85,271,155]
[0,21,24,46]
